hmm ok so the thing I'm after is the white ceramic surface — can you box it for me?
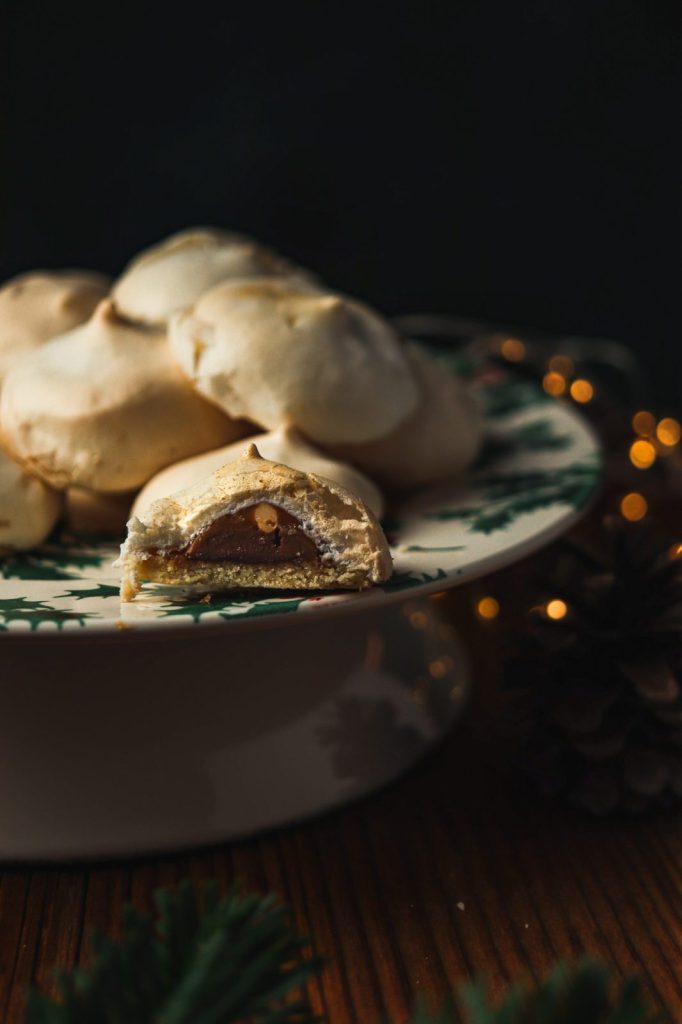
[0,598,467,860]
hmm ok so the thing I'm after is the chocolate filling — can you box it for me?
[181,503,320,565]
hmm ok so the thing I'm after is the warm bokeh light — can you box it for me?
[429,657,453,679]
[620,492,648,521]
[629,439,656,469]
[476,596,500,620]
[570,379,594,404]
[656,418,681,447]
[500,337,526,362]
[669,542,682,561]
[632,411,656,437]
[409,610,428,629]
[542,372,567,397]
[546,599,568,620]
[548,354,574,377]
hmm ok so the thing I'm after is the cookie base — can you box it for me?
[121,551,375,600]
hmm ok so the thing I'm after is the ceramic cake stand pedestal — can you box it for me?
[0,599,466,860]
[0,369,601,860]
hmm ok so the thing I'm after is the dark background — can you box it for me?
[3,1,679,406]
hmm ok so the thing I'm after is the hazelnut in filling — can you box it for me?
[182,503,320,564]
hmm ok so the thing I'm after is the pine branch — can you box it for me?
[25,881,322,1024]
[24,882,658,1024]
[408,960,658,1024]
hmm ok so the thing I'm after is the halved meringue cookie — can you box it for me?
[112,227,315,325]
[0,270,110,384]
[118,443,392,601]
[0,299,247,493]
[170,278,419,445]
[132,424,385,520]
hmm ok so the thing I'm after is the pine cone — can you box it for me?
[508,515,682,814]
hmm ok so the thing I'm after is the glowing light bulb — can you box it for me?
[656,418,681,447]
[429,657,453,679]
[546,599,568,620]
[632,411,656,437]
[500,337,526,362]
[543,372,566,397]
[620,492,648,521]
[548,355,574,377]
[629,439,656,470]
[476,596,500,620]
[570,379,594,403]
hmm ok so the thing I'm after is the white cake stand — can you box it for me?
[0,368,601,859]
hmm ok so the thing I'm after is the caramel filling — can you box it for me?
[180,503,320,564]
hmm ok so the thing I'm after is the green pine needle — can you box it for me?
[25,881,322,1024]
[409,960,658,1024]
[24,882,658,1024]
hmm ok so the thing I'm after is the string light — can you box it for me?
[629,439,656,470]
[542,372,567,397]
[570,379,594,404]
[548,354,574,377]
[546,599,568,620]
[632,411,656,437]
[669,543,682,561]
[620,492,648,521]
[429,656,453,679]
[500,337,526,362]
[476,596,500,620]
[656,418,681,447]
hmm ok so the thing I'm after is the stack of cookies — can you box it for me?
[0,228,483,591]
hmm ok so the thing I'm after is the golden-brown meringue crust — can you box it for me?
[0,447,63,550]
[131,424,385,520]
[169,278,419,445]
[0,270,110,383]
[112,227,315,325]
[330,343,484,489]
[0,299,247,493]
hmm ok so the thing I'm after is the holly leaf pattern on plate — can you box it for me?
[0,597,94,631]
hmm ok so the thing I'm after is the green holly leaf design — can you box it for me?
[0,597,93,631]
[484,378,551,419]
[382,568,448,592]
[159,595,239,623]
[0,544,112,581]
[403,545,465,553]
[428,461,599,534]
[220,597,307,620]
[475,417,572,472]
[158,594,306,623]
[62,583,121,601]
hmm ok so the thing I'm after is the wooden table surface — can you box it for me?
[0,558,680,1023]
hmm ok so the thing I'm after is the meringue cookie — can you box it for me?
[0,270,110,384]
[170,278,419,445]
[132,424,385,520]
[64,488,137,537]
[0,299,246,493]
[0,447,63,550]
[330,344,484,489]
[118,443,392,600]
[112,227,315,325]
